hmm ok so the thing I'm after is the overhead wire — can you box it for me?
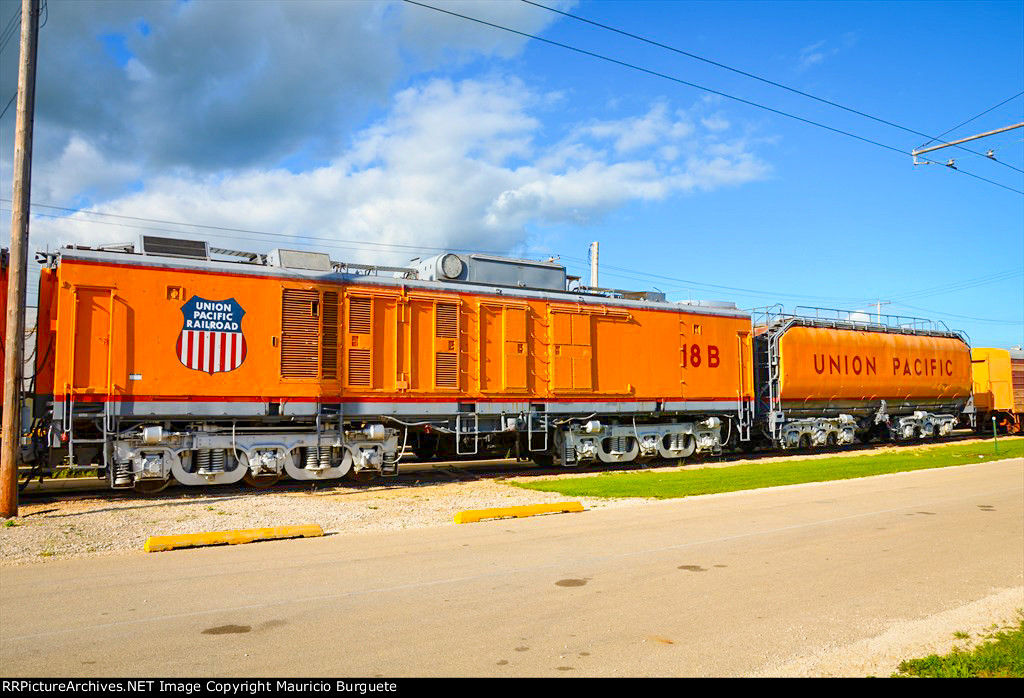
[558,253,872,303]
[13,196,1018,312]
[522,0,1024,175]
[0,199,528,258]
[0,206,533,261]
[403,0,1023,195]
[1,1,49,121]
[885,268,1024,303]
[10,204,1021,330]
[0,91,14,121]
[3,1,1018,327]
[889,301,1024,326]
[917,91,1024,151]
[0,5,20,54]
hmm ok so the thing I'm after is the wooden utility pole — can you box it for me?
[872,300,891,324]
[2,0,41,519]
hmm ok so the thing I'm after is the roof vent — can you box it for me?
[413,253,566,291]
[267,249,332,272]
[139,235,209,260]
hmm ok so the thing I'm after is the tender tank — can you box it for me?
[754,310,972,446]
[778,326,972,412]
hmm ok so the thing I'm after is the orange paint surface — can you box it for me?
[46,258,755,406]
[778,326,971,403]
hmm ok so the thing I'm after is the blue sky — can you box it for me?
[1,0,1021,346]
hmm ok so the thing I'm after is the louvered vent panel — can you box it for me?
[321,292,339,379]
[348,349,372,387]
[349,297,372,334]
[140,235,209,260]
[435,352,458,388]
[436,303,458,338]
[281,289,320,378]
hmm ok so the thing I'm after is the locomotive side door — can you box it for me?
[478,300,530,393]
[549,307,593,393]
[67,285,125,397]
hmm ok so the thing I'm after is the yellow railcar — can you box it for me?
[971,347,1024,434]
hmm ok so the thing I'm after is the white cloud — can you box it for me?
[797,36,854,71]
[2,0,570,178]
[30,78,770,263]
[576,103,695,155]
[34,136,142,204]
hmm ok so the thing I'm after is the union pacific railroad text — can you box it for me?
[812,353,956,377]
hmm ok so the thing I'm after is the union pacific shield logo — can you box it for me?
[176,296,247,374]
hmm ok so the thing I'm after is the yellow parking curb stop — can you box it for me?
[454,502,584,524]
[144,524,324,552]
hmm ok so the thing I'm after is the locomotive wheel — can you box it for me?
[133,479,171,495]
[243,472,282,488]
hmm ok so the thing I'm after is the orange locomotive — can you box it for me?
[31,238,753,490]
[22,237,981,490]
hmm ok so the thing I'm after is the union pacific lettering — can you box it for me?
[811,353,955,377]
[812,354,877,376]
[892,357,955,377]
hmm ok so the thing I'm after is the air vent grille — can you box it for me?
[321,291,339,380]
[436,303,458,338]
[140,236,209,260]
[348,349,371,387]
[281,289,319,378]
[349,297,372,334]
[435,352,458,389]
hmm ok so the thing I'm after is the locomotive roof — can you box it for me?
[43,244,753,320]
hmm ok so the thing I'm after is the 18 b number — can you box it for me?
[681,343,720,368]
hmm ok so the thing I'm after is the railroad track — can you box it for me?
[15,430,1006,503]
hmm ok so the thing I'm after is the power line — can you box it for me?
[886,268,1024,303]
[890,301,1024,326]
[0,91,14,121]
[1,207,539,262]
[0,199,524,257]
[0,198,867,304]
[0,5,20,54]
[917,91,1024,151]
[561,252,1024,314]
[5,200,889,306]
[13,207,1022,326]
[403,1,1023,196]
[559,254,872,303]
[522,0,1024,175]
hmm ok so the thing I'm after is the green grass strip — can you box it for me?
[893,617,1024,678]
[512,438,1023,499]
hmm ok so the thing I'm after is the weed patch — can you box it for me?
[894,616,1024,678]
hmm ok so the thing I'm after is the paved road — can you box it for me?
[2,459,1022,677]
